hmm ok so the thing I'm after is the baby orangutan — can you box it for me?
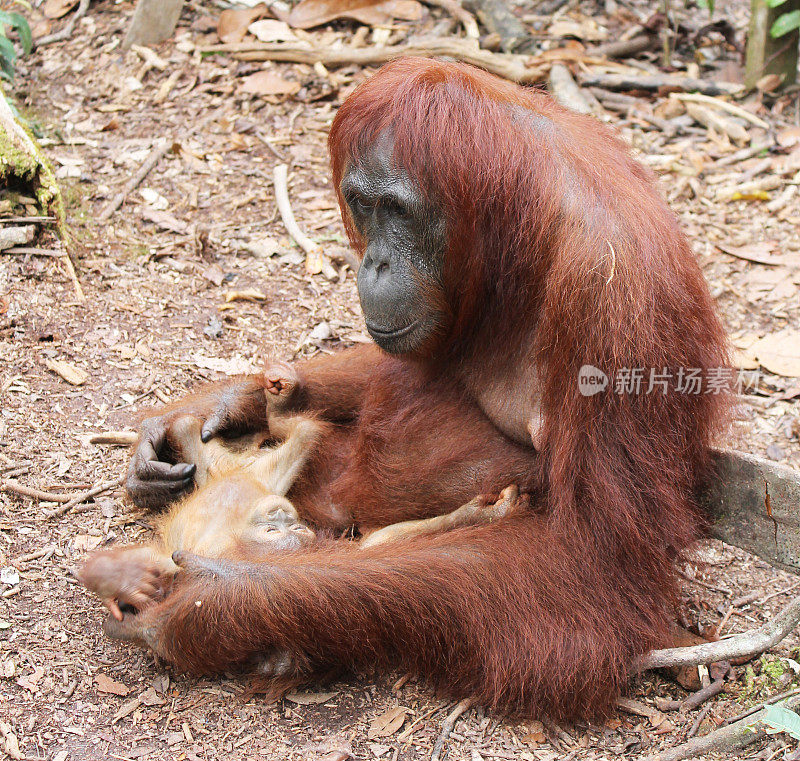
[77,372,323,620]
[78,365,527,623]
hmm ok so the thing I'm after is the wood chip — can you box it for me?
[45,359,89,386]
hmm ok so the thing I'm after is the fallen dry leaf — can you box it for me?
[95,673,130,696]
[716,242,783,265]
[43,0,78,19]
[45,359,89,386]
[0,721,20,761]
[756,73,782,92]
[285,690,338,705]
[73,535,103,552]
[240,70,301,97]
[287,0,423,29]
[16,667,44,691]
[193,354,257,375]
[112,698,142,724]
[217,3,269,43]
[248,19,298,42]
[368,706,408,739]
[201,264,225,286]
[748,330,800,377]
[522,720,546,744]
[140,207,189,234]
[777,126,800,148]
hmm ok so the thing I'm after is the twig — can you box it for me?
[711,143,772,169]
[36,0,91,46]
[430,698,473,761]
[686,704,711,738]
[723,687,800,726]
[684,102,748,145]
[60,249,85,301]
[1,466,30,479]
[0,480,73,503]
[0,216,56,223]
[98,140,173,222]
[647,694,800,761]
[43,477,124,519]
[578,72,743,97]
[681,677,725,711]
[201,38,547,84]
[637,594,800,671]
[89,431,138,446]
[593,35,656,59]
[669,93,770,129]
[422,0,479,39]
[12,546,56,565]
[2,247,66,257]
[273,164,337,280]
[273,164,319,257]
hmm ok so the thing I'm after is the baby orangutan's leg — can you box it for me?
[360,485,525,549]
[75,545,175,621]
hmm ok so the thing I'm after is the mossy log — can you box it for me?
[0,85,65,231]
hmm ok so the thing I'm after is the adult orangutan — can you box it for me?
[113,58,729,719]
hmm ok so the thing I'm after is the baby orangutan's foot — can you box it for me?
[263,360,299,405]
[76,546,171,621]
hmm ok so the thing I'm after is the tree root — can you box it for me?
[648,694,800,761]
[637,594,800,671]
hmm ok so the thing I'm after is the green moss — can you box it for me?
[736,656,797,705]
[0,85,68,248]
[0,122,37,180]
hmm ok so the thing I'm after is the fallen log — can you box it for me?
[702,449,800,575]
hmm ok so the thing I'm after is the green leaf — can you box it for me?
[760,705,800,740]
[0,12,31,55]
[697,0,716,13]
[767,0,790,7]
[771,10,800,37]
[0,33,18,63]
[8,13,31,54]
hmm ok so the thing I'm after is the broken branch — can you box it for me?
[89,431,138,446]
[579,72,743,96]
[201,38,547,84]
[637,593,800,671]
[43,477,124,519]
[431,698,474,761]
[0,480,73,503]
[648,694,800,761]
[273,163,337,280]
[98,139,173,222]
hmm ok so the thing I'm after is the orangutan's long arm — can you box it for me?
[126,345,379,509]
[105,514,656,720]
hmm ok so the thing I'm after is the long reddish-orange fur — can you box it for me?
[126,58,729,719]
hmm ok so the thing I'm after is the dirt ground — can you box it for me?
[1,0,800,759]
